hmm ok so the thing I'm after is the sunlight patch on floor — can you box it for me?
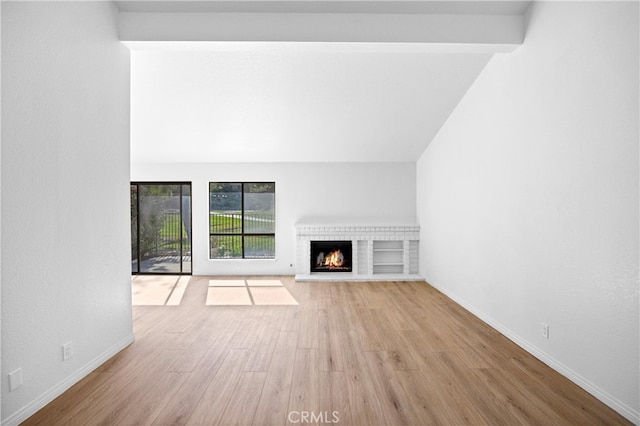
[245,279,283,287]
[167,276,190,305]
[209,280,247,287]
[132,275,189,306]
[206,280,298,306]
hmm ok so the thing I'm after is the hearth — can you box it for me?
[310,240,352,273]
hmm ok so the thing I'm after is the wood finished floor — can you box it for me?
[25,276,631,425]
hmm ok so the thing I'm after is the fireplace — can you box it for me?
[310,241,352,273]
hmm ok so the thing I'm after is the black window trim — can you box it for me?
[209,181,276,259]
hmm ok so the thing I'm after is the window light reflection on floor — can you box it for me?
[132,275,190,306]
[206,280,298,306]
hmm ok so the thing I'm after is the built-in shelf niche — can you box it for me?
[372,240,404,274]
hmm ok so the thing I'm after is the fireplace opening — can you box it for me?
[310,241,352,273]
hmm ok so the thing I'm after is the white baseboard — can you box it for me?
[429,283,640,425]
[1,333,135,426]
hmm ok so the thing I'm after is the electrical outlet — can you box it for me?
[9,368,23,392]
[63,341,73,361]
[541,323,549,339]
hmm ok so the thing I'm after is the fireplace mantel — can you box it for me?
[295,222,422,282]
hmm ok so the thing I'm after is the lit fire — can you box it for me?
[316,249,345,268]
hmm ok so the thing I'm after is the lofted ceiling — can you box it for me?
[121,1,531,163]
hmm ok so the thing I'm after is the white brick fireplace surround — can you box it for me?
[295,222,422,282]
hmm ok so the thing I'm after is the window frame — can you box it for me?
[131,181,192,275]
[209,182,276,259]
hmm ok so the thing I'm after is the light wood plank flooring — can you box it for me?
[24,276,631,425]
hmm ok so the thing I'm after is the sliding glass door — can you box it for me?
[131,182,192,274]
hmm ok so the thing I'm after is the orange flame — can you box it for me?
[324,249,344,267]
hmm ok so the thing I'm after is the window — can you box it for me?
[131,182,192,274]
[209,182,275,259]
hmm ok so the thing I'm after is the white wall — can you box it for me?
[1,2,133,424]
[417,1,639,422]
[132,161,416,275]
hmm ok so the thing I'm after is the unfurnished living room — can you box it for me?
[1,1,639,425]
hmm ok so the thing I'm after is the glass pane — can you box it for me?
[211,235,243,259]
[210,183,242,234]
[244,235,275,259]
[181,184,192,273]
[131,184,138,273]
[138,184,181,273]
[244,183,275,234]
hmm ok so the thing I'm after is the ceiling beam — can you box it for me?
[118,12,524,52]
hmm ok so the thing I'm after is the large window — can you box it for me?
[209,182,275,259]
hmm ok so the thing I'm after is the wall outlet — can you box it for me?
[63,341,73,361]
[541,323,549,339]
[9,368,23,392]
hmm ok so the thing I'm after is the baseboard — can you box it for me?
[1,333,135,426]
[429,283,640,425]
